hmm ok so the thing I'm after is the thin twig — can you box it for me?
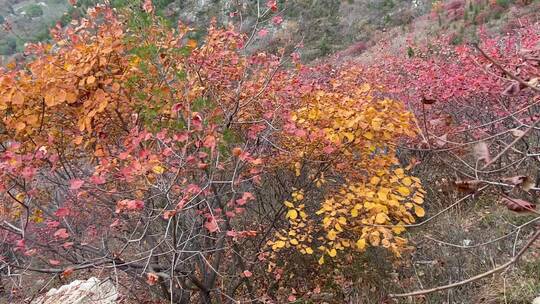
[389,229,540,298]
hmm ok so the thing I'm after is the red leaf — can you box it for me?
[90,175,106,185]
[163,210,177,219]
[323,145,335,154]
[69,179,84,190]
[126,200,144,210]
[142,0,154,13]
[266,0,277,11]
[146,272,159,285]
[272,15,283,25]
[62,267,74,278]
[116,199,144,213]
[434,134,448,148]
[47,220,61,228]
[203,135,217,150]
[49,259,61,266]
[54,207,70,218]
[54,228,69,239]
[500,197,536,213]
[242,270,253,278]
[204,216,219,233]
[258,29,269,38]
[62,242,74,249]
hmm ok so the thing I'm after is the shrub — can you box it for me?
[24,4,44,18]
[0,37,17,55]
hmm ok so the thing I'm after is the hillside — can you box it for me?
[0,0,539,303]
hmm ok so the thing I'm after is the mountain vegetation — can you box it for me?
[0,0,539,303]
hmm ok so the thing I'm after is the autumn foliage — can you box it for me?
[0,1,427,302]
[2,0,539,302]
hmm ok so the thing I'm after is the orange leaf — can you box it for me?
[187,39,197,49]
[86,76,96,85]
[12,92,24,105]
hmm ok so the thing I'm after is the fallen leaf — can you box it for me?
[62,267,74,278]
[146,272,159,285]
[511,129,525,137]
[473,142,490,163]
[501,175,534,191]
[454,179,484,194]
[500,196,536,212]
[502,81,521,96]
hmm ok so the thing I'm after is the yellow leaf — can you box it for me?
[371,117,382,131]
[377,189,389,201]
[328,248,337,257]
[402,177,412,186]
[392,223,405,234]
[343,132,355,142]
[351,208,358,217]
[398,186,410,196]
[318,255,325,265]
[327,229,337,241]
[87,76,96,85]
[375,213,387,224]
[152,165,165,174]
[290,239,299,245]
[363,132,374,140]
[370,176,380,186]
[73,136,84,145]
[413,196,424,205]
[15,193,25,202]
[359,83,371,93]
[356,238,366,250]
[274,240,286,249]
[305,247,314,254]
[284,200,294,208]
[414,205,425,217]
[287,209,298,220]
[15,121,26,132]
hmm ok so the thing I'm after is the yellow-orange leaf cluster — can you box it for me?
[269,67,425,263]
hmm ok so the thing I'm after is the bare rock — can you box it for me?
[31,277,117,304]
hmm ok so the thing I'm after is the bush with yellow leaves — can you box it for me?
[269,66,426,264]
